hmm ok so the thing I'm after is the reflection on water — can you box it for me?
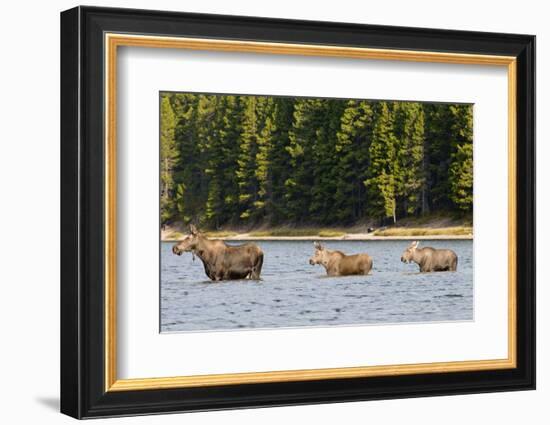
[160,240,473,332]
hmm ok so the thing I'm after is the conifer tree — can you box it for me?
[394,102,425,216]
[237,96,269,222]
[309,99,345,222]
[422,103,455,211]
[170,94,203,224]
[253,98,276,221]
[448,105,473,212]
[364,102,399,223]
[334,100,374,222]
[285,99,325,222]
[266,98,294,224]
[160,94,178,225]
[161,93,473,228]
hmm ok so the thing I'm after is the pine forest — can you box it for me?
[160,92,473,230]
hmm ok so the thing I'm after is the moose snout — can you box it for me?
[172,245,181,255]
[400,256,405,263]
[309,259,314,265]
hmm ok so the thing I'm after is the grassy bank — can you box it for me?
[373,226,473,237]
[168,230,239,240]
[249,228,346,238]
[161,213,473,241]
[162,227,472,241]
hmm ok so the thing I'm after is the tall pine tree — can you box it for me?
[334,100,374,222]
[448,105,473,212]
[160,94,178,225]
[285,99,325,222]
[394,102,425,217]
[364,102,399,224]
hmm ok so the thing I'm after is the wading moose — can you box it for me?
[172,225,264,281]
[309,241,373,276]
[400,241,458,272]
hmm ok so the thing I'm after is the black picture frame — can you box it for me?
[61,5,535,419]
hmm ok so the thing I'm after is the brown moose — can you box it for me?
[309,241,373,276]
[172,225,264,281]
[400,241,458,272]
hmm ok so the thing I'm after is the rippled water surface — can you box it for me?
[161,240,473,332]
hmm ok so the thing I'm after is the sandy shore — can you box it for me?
[162,233,472,242]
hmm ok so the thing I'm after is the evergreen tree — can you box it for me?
[191,95,221,225]
[394,102,425,216]
[364,102,399,223]
[423,103,455,211]
[253,98,276,221]
[160,94,178,225]
[171,94,203,224]
[309,99,345,222]
[266,98,294,224]
[237,96,269,222]
[448,105,473,212]
[204,95,243,227]
[285,99,325,222]
[161,93,473,229]
[334,100,374,222]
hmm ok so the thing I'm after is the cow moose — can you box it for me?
[309,241,373,276]
[172,225,264,281]
[400,241,458,272]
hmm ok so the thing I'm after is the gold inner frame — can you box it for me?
[104,33,518,392]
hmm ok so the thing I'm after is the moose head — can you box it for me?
[309,241,329,266]
[400,241,420,263]
[172,224,201,256]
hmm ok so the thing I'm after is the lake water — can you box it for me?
[160,239,473,332]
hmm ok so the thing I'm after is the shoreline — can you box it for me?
[162,233,473,242]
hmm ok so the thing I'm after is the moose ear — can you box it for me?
[314,241,323,250]
[413,241,419,248]
[190,224,198,235]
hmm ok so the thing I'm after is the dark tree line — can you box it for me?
[160,92,473,228]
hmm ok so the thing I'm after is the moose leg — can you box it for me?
[249,253,263,280]
[450,256,458,272]
[363,258,373,275]
[211,270,224,281]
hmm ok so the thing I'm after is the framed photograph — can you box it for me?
[60,6,535,419]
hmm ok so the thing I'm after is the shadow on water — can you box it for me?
[194,278,265,285]
[400,270,458,275]
[316,274,373,280]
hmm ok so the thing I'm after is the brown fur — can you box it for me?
[309,242,373,276]
[172,225,263,281]
[400,241,458,272]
